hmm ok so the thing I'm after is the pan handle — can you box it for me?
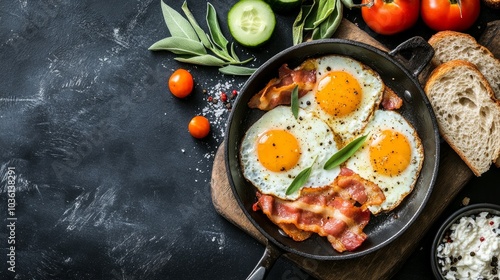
[246,242,282,280]
[388,36,435,77]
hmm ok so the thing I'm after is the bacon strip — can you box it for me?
[381,86,403,110]
[333,168,386,210]
[253,168,385,252]
[248,60,316,111]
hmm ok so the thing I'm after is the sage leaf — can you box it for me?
[286,157,316,195]
[313,0,335,28]
[150,1,254,75]
[148,37,207,56]
[292,4,314,45]
[219,65,257,76]
[206,3,229,51]
[304,0,319,31]
[291,85,299,119]
[210,43,236,62]
[324,134,368,170]
[181,1,212,48]
[230,42,240,62]
[238,56,255,64]
[312,0,342,40]
[161,1,198,41]
[175,54,226,66]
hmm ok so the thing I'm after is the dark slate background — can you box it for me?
[0,1,498,279]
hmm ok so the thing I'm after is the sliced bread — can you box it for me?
[425,60,500,176]
[428,31,500,101]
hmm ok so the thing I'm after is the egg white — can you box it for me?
[240,106,340,200]
[300,55,384,145]
[345,110,424,214]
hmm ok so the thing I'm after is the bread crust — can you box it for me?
[427,30,498,65]
[428,31,500,102]
[426,60,498,102]
[425,60,500,176]
[428,31,499,67]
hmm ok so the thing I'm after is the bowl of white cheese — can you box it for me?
[431,203,500,280]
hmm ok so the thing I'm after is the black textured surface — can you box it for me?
[0,1,498,280]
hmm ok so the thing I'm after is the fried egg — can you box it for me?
[240,106,340,200]
[345,110,424,214]
[300,55,384,146]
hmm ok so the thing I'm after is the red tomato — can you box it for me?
[361,0,420,35]
[421,0,479,31]
[169,69,194,98]
[188,116,210,139]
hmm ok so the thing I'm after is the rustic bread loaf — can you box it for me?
[428,31,500,101]
[425,60,500,176]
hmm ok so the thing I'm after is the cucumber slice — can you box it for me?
[266,0,302,13]
[228,0,276,47]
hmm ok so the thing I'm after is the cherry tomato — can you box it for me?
[168,69,194,98]
[421,0,479,31]
[188,116,210,139]
[361,0,420,35]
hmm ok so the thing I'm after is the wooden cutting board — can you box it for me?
[210,19,499,280]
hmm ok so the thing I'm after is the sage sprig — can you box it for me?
[292,0,367,45]
[149,1,256,76]
[324,134,369,170]
[286,157,317,196]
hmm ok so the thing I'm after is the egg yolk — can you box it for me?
[257,129,301,172]
[369,129,412,176]
[316,71,363,117]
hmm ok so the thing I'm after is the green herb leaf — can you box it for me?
[206,3,229,51]
[312,0,342,40]
[286,157,317,195]
[161,1,199,41]
[175,54,226,66]
[238,56,255,65]
[148,37,207,56]
[181,1,212,48]
[291,85,299,119]
[219,65,257,76]
[313,0,335,28]
[209,43,236,62]
[150,1,254,74]
[324,134,368,170]
[292,0,351,44]
[292,4,314,45]
[304,0,319,31]
[229,42,240,62]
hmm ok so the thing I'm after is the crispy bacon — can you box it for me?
[381,86,403,110]
[253,168,385,252]
[334,168,386,210]
[248,60,317,111]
